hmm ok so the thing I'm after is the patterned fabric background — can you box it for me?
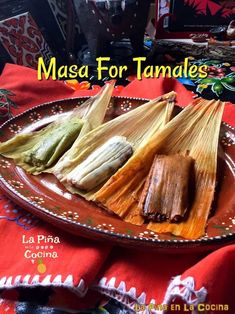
[0,13,52,69]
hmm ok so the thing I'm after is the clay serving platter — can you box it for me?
[0,97,234,251]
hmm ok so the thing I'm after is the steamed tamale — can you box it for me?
[94,99,225,239]
[54,92,176,199]
[139,154,194,222]
[24,119,83,171]
[66,136,133,191]
[0,82,115,174]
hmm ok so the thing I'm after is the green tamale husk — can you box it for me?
[0,82,115,174]
[24,118,84,172]
[0,116,84,174]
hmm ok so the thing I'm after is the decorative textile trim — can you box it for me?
[0,274,87,297]
[163,276,207,314]
[163,275,208,304]
[94,275,207,314]
[93,277,152,314]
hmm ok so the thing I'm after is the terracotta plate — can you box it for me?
[0,97,235,251]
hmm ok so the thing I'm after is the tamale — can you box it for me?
[24,118,83,171]
[94,99,225,239]
[0,82,115,174]
[54,92,176,199]
[66,136,133,191]
[139,154,194,222]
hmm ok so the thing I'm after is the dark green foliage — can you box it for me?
[0,89,17,119]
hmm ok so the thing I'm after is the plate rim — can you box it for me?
[0,96,235,249]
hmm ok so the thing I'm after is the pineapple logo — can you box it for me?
[37,259,47,274]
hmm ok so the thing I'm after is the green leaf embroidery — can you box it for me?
[126,229,133,235]
[85,218,93,225]
[212,82,224,96]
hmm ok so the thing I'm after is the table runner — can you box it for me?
[0,63,234,314]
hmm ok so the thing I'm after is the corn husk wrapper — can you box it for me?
[54,91,176,199]
[94,98,225,239]
[0,82,115,174]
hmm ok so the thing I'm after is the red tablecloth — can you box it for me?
[0,64,235,314]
